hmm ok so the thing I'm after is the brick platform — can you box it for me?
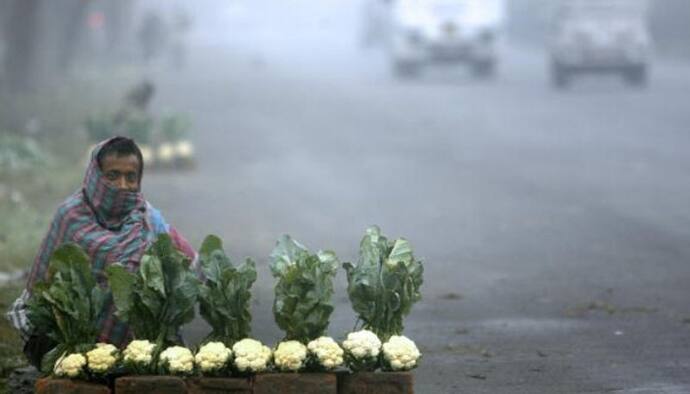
[337,371,414,394]
[186,377,252,394]
[35,378,111,394]
[253,373,337,394]
[115,376,187,394]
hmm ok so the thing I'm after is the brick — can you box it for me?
[337,371,414,394]
[35,378,111,394]
[186,377,252,394]
[253,372,337,394]
[114,376,187,394]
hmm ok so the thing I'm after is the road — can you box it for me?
[142,15,690,393]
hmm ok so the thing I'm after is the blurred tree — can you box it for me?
[56,0,90,73]
[103,0,136,58]
[3,0,43,92]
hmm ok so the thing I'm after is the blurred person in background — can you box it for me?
[5,137,197,369]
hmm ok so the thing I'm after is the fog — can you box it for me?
[2,0,690,392]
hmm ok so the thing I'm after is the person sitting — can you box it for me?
[6,136,197,368]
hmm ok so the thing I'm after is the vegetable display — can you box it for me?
[26,244,107,373]
[343,226,423,341]
[197,235,256,346]
[106,234,200,348]
[269,235,339,343]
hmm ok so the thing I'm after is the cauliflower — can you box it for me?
[54,353,86,378]
[273,341,307,372]
[342,330,382,371]
[175,140,194,159]
[232,338,272,373]
[159,346,195,375]
[307,337,343,370]
[123,340,156,366]
[139,144,155,166]
[157,143,175,163]
[382,335,421,371]
[195,342,232,373]
[86,343,119,374]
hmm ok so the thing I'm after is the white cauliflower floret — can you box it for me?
[195,342,232,373]
[86,343,119,374]
[157,143,175,163]
[382,335,421,371]
[123,340,156,365]
[139,145,155,166]
[160,346,195,374]
[273,341,307,372]
[54,353,86,378]
[232,338,272,373]
[175,140,194,158]
[342,329,381,359]
[307,337,343,370]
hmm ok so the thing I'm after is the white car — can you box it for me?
[549,1,652,88]
[387,0,505,78]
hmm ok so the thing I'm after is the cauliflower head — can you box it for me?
[195,342,232,373]
[342,329,382,371]
[123,340,156,365]
[54,353,86,378]
[382,335,421,371]
[158,143,175,162]
[342,329,381,359]
[232,338,272,373]
[86,343,119,374]
[175,140,194,158]
[273,341,307,372]
[307,337,343,370]
[160,346,195,374]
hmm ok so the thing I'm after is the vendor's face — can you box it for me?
[100,154,141,191]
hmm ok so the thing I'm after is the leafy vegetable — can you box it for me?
[106,234,199,349]
[343,226,423,341]
[197,234,257,346]
[159,113,191,142]
[26,243,106,373]
[269,235,339,343]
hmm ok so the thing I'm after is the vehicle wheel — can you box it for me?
[624,65,648,87]
[471,60,496,79]
[393,60,421,79]
[551,63,570,89]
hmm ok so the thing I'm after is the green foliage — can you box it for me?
[84,113,116,143]
[85,111,154,144]
[270,235,339,343]
[122,112,154,144]
[198,235,257,346]
[26,244,107,373]
[343,226,424,341]
[106,234,200,348]
[159,113,191,142]
[0,135,47,175]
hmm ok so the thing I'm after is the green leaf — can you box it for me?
[198,235,256,345]
[105,234,200,346]
[271,236,338,342]
[106,264,136,317]
[345,226,424,340]
[26,244,105,355]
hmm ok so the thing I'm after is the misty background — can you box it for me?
[1,1,690,393]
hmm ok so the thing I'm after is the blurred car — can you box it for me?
[549,0,652,88]
[386,0,505,78]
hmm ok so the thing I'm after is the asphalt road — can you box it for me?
[142,25,690,393]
